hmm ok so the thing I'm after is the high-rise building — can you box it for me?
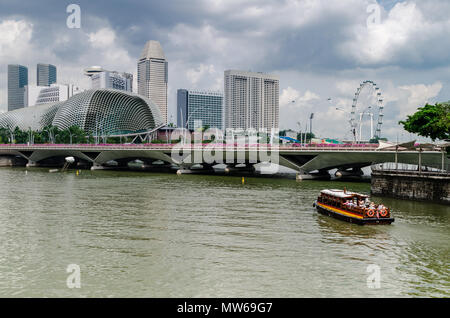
[8,64,28,111]
[224,70,279,131]
[91,71,133,92]
[137,40,168,122]
[177,89,223,130]
[37,63,57,86]
[25,83,82,106]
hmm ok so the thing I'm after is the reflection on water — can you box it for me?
[0,168,448,297]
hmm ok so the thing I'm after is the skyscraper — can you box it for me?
[177,89,223,130]
[37,63,57,86]
[137,40,168,123]
[8,64,28,111]
[224,70,279,131]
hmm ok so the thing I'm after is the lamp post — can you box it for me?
[7,125,14,144]
[336,107,356,144]
[28,127,34,145]
[43,127,55,143]
[309,113,314,145]
[183,105,204,145]
[69,130,75,144]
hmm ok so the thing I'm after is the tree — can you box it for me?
[399,102,450,141]
[297,132,315,142]
[369,136,387,144]
[0,127,8,144]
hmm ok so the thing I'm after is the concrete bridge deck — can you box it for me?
[0,144,447,175]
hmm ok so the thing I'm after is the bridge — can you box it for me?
[0,143,448,177]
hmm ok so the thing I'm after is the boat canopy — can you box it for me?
[320,189,368,199]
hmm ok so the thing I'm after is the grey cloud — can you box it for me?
[0,0,449,141]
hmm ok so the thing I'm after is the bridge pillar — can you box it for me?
[176,164,215,175]
[26,160,38,167]
[224,164,256,174]
[91,163,106,170]
[335,167,364,179]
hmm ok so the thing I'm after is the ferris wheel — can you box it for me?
[350,80,384,143]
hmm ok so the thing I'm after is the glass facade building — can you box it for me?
[37,63,57,86]
[177,89,223,130]
[7,64,28,111]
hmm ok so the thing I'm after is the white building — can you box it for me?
[224,70,279,131]
[25,84,82,106]
[91,71,132,92]
[137,40,168,123]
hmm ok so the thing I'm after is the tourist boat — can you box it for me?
[313,189,394,225]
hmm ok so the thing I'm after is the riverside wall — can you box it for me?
[371,170,450,205]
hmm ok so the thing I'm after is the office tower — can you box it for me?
[25,84,82,106]
[137,40,168,122]
[224,70,279,130]
[7,64,28,111]
[37,63,57,86]
[177,89,223,130]
[91,71,133,91]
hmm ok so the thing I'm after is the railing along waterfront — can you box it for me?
[372,162,450,177]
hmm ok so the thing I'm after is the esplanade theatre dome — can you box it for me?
[0,89,164,136]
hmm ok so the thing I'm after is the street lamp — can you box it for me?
[180,106,205,145]
[336,107,356,143]
[6,125,14,144]
[28,127,34,145]
[292,100,307,146]
[43,127,55,143]
[309,113,314,145]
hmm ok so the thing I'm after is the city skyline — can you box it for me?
[0,0,449,141]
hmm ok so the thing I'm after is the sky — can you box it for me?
[0,0,449,142]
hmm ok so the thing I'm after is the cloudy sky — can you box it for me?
[0,0,449,141]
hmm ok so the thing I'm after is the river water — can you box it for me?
[0,167,448,297]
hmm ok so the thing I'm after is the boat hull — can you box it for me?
[314,201,394,225]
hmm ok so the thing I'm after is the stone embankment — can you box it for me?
[371,169,450,205]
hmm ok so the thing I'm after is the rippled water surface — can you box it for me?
[0,168,448,297]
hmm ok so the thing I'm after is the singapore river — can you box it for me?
[0,167,448,297]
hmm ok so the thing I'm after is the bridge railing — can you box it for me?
[0,143,442,152]
[371,162,450,176]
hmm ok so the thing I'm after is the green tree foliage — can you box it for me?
[369,136,387,144]
[297,132,315,142]
[0,127,9,144]
[0,125,92,144]
[399,102,450,141]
